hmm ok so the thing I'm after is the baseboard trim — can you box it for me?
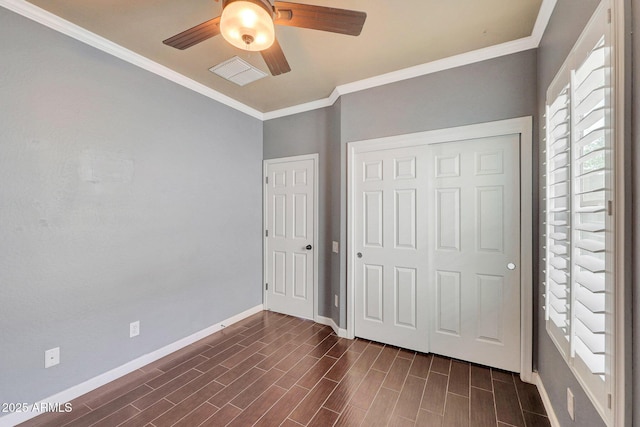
[533,372,561,427]
[0,304,264,427]
[315,315,348,338]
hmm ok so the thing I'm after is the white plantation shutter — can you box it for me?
[543,1,614,423]
[570,31,611,406]
[545,84,572,356]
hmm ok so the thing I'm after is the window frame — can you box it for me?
[542,0,626,424]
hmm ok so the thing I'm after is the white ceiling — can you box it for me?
[22,0,544,114]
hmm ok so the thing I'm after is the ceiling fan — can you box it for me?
[163,0,367,76]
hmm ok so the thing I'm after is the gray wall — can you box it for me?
[328,99,343,324]
[340,50,537,144]
[263,106,339,321]
[0,7,263,409]
[262,101,344,325]
[633,0,639,424]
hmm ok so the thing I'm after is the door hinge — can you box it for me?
[608,393,612,408]
[607,200,613,216]
[265,230,269,237]
[607,8,611,23]
[265,176,268,184]
[265,283,269,290]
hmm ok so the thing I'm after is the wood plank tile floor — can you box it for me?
[19,311,550,427]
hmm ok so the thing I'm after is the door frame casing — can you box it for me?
[346,117,533,383]
[263,153,319,321]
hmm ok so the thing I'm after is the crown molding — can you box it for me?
[263,0,557,120]
[2,0,557,122]
[337,36,538,96]
[531,0,558,45]
[262,90,339,120]
[263,36,538,120]
[0,0,265,120]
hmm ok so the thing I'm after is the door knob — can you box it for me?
[357,252,362,258]
[305,244,312,250]
[507,262,516,270]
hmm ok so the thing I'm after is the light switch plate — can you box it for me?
[332,241,339,253]
[130,321,140,338]
[567,387,575,420]
[45,347,60,368]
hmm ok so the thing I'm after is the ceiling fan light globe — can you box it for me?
[239,9,258,27]
[220,0,275,51]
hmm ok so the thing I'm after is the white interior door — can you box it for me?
[428,134,521,372]
[264,155,316,320]
[353,146,429,352]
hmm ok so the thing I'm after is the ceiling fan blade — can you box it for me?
[274,2,366,36]
[163,16,221,50]
[260,38,291,76]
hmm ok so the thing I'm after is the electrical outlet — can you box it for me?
[44,347,60,368]
[130,321,140,338]
[332,241,339,253]
[334,294,339,307]
[567,387,575,420]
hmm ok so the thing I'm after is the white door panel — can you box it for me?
[265,157,315,319]
[428,135,521,372]
[435,270,461,336]
[354,146,429,352]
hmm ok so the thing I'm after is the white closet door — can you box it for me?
[428,134,521,372]
[353,146,429,352]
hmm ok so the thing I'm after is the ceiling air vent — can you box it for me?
[209,56,267,86]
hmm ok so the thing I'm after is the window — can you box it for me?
[543,0,616,424]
